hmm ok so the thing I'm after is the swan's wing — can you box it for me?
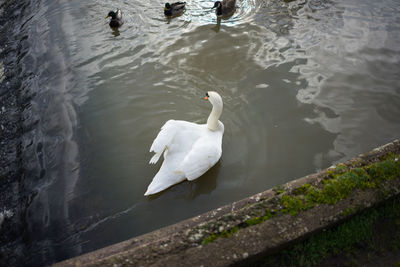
[180,141,222,181]
[149,120,179,164]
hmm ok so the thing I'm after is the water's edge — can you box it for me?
[54,139,400,266]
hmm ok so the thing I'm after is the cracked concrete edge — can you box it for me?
[54,139,400,267]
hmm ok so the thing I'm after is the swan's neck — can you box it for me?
[207,104,223,131]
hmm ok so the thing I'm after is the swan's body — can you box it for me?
[145,92,224,196]
[106,9,123,28]
[164,2,186,17]
[212,0,236,18]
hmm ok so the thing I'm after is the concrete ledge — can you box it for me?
[54,139,400,267]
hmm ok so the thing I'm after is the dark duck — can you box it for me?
[212,0,236,18]
[164,2,186,17]
[106,9,123,28]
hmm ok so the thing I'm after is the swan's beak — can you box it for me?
[105,15,110,18]
[204,96,209,100]
[164,7,167,11]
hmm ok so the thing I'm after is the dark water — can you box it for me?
[0,0,399,265]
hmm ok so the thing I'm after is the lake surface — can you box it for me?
[3,0,400,265]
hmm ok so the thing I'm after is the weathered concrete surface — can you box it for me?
[54,139,400,267]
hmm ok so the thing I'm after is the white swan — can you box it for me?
[144,91,224,196]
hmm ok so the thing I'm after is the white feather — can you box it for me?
[180,137,222,181]
[149,120,178,163]
[116,9,122,20]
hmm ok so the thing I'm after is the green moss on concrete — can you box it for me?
[367,155,400,182]
[245,210,276,226]
[281,154,400,213]
[201,234,218,245]
[200,154,400,245]
[263,195,400,266]
[201,226,239,245]
[273,185,285,195]
[281,195,312,216]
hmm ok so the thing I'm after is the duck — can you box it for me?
[106,9,123,28]
[164,2,186,17]
[145,91,224,196]
[212,0,236,18]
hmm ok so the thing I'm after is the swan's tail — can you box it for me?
[144,165,185,196]
[144,176,180,196]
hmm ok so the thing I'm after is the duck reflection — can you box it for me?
[111,28,120,37]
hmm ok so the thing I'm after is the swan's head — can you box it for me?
[165,3,171,9]
[204,91,223,109]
